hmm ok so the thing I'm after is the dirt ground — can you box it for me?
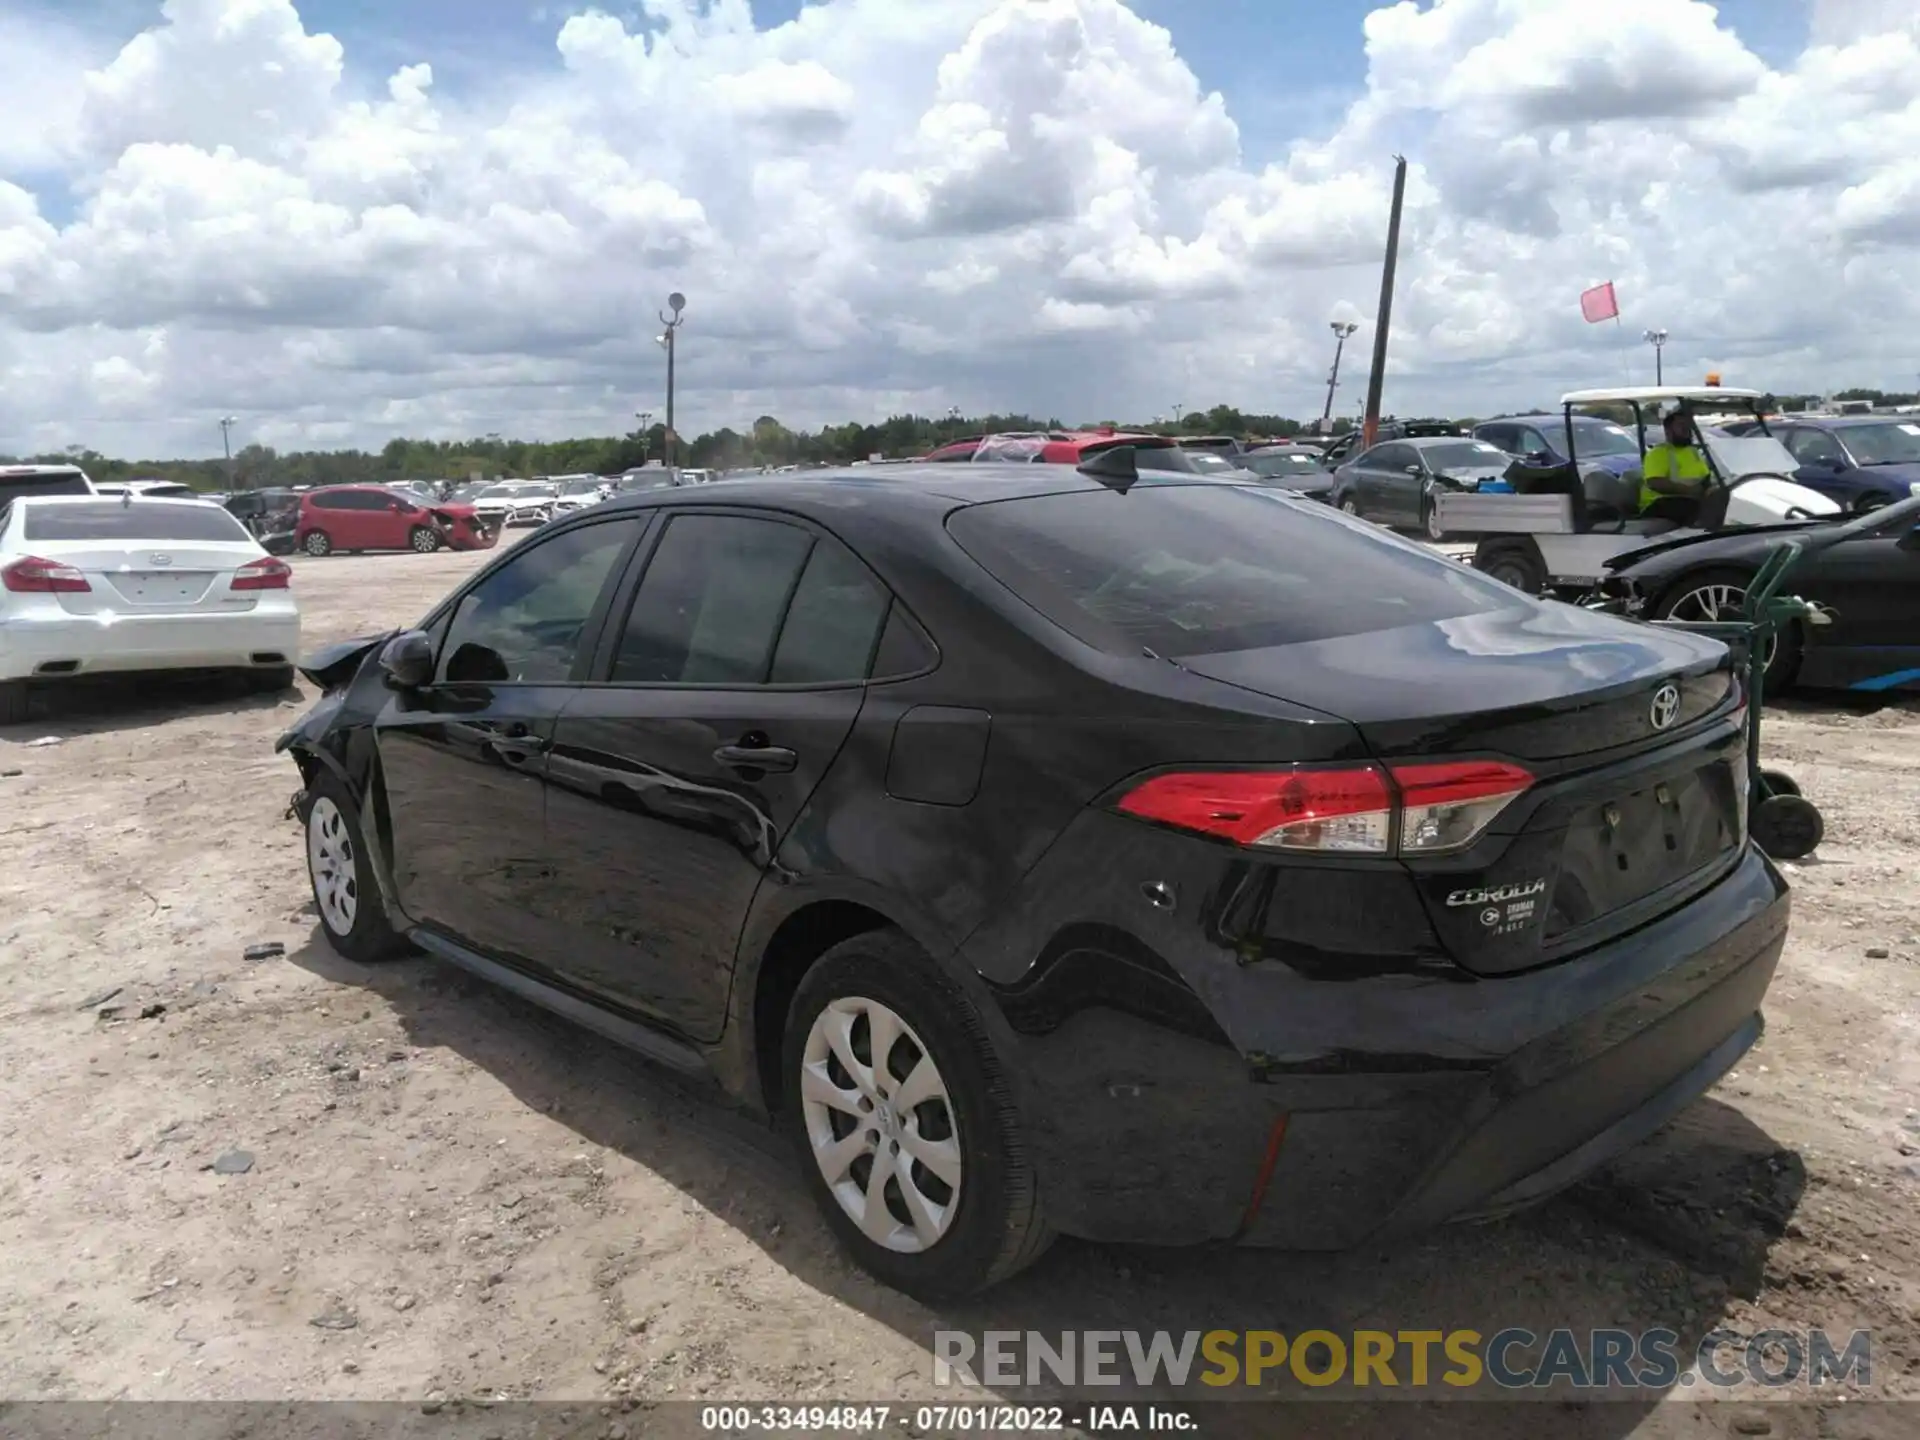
[2,542,1917,1434]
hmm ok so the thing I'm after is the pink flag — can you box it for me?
[1579,281,1620,324]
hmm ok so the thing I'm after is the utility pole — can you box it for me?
[1362,156,1408,450]
[1323,321,1359,428]
[635,410,653,464]
[657,292,686,467]
[219,416,237,487]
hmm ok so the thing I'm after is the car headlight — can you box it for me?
[1908,481,1920,499]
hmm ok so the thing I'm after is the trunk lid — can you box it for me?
[37,541,265,616]
[1178,604,1747,975]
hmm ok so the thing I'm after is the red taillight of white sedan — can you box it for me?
[1,555,92,593]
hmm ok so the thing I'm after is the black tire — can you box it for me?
[1477,539,1546,594]
[780,930,1051,1300]
[1752,793,1823,861]
[0,679,29,727]
[303,530,333,557]
[408,525,442,554]
[1758,768,1801,799]
[248,664,297,694]
[1852,492,1892,514]
[1338,495,1361,517]
[1420,494,1447,542]
[1652,568,1803,697]
[301,772,410,963]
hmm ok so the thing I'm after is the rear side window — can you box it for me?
[22,502,252,543]
[945,486,1516,657]
[612,514,815,683]
[769,538,890,684]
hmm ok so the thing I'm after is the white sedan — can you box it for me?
[0,495,301,724]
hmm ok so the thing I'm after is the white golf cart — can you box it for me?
[1435,386,1840,597]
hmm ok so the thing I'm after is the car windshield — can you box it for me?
[1132,448,1232,475]
[0,471,91,506]
[1841,423,1920,465]
[946,485,1513,657]
[1420,441,1510,469]
[475,485,518,498]
[1567,421,1640,457]
[562,478,602,494]
[520,483,558,497]
[22,501,252,542]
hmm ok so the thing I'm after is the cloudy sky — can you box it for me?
[2,0,1917,460]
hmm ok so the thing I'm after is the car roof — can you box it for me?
[1560,385,1762,406]
[1789,414,1913,427]
[12,493,222,509]
[582,461,1219,515]
[1487,413,1619,426]
[1403,434,1495,448]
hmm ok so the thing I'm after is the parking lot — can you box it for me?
[3,543,1918,1422]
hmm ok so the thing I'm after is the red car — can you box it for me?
[293,486,496,557]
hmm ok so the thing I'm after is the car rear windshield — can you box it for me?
[1420,441,1510,468]
[945,485,1515,656]
[1,472,91,506]
[22,501,252,543]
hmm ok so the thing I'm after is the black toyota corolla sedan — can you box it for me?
[277,455,1790,1299]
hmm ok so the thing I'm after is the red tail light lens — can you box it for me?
[232,556,291,590]
[1117,766,1396,854]
[1115,759,1535,857]
[1393,761,1535,853]
[2,555,91,593]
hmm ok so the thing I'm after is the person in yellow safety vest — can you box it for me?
[1639,409,1712,524]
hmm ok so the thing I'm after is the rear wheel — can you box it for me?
[303,530,333,557]
[248,664,296,694]
[1477,539,1546,594]
[1758,768,1801,799]
[1653,568,1802,696]
[303,775,410,963]
[408,525,442,553]
[1338,496,1361,518]
[781,930,1051,1300]
[1852,492,1893,513]
[0,679,29,727]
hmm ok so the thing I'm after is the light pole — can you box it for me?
[1170,403,1185,434]
[656,292,686,466]
[1323,321,1360,428]
[1643,329,1668,386]
[635,410,653,464]
[218,416,237,486]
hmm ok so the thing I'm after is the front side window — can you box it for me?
[437,520,636,683]
[1787,428,1846,466]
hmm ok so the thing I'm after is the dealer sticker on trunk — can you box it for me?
[1446,878,1547,934]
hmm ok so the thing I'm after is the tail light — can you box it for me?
[232,556,292,590]
[1115,760,1534,857]
[2,555,91,593]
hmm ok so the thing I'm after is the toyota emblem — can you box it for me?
[149,553,172,566]
[1649,682,1681,731]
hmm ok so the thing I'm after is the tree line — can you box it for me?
[8,388,1913,491]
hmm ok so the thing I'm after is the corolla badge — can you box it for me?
[1649,682,1682,731]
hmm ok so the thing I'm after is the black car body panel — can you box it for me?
[277,464,1795,1257]
[1599,510,1920,691]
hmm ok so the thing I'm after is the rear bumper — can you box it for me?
[964,831,1789,1250]
[0,609,301,682]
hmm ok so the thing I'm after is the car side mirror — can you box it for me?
[378,630,436,689]
[1405,465,1424,476]
[1523,450,1552,465]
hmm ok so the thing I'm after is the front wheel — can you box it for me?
[1852,492,1893,514]
[408,525,442,553]
[781,930,1051,1300]
[1477,539,1546,594]
[1422,495,1446,542]
[303,775,410,963]
[1338,496,1361,518]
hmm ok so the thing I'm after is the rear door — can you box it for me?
[541,509,892,1040]
[374,516,646,964]
[14,500,268,615]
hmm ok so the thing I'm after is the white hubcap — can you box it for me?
[800,996,961,1253]
[307,796,358,935]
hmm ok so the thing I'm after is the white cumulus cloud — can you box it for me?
[1,0,1918,458]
